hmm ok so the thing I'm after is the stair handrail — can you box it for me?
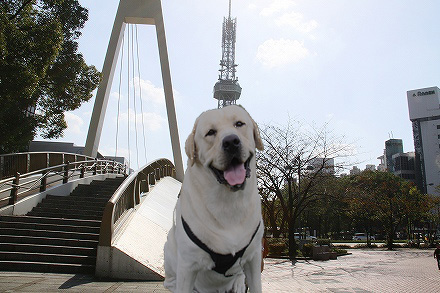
[0,156,127,209]
[0,151,100,180]
[99,158,177,247]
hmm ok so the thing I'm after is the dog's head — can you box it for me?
[185,105,263,191]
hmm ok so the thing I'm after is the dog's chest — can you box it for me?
[182,216,260,277]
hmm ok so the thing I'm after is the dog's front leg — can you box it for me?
[243,253,262,293]
[176,256,198,293]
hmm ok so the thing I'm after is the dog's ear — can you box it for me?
[238,105,264,151]
[252,118,264,151]
[185,118,198,166]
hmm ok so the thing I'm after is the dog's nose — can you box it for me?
[222,134,241,153]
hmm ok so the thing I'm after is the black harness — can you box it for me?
[181,216,261,276]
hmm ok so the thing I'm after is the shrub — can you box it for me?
[332,244,351,249]
[317,238,332,246]
[332,248,348,256]
[267,238,287,256]
[302,243,314,258]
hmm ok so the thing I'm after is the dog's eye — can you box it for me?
[235,121,245,128]
[205,129,217,137]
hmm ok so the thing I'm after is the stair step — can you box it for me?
[27,210,104,221]
[0,260,95,274]
[33,204,105,214]
[0,251,96,265]
[0,215,101,228]
[0,243,96,256]
[69,192,113,198]
[0,177,125,275]
[43,195,109,204]
[91,179,124,186]
[1,235,98,248]
[0,228,99,241]
[0,220,100,234]
[72,184,119,192]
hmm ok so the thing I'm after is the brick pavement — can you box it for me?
[0,249,438,292]
[261,248,440,293]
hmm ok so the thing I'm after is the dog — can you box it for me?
[164,105,264,293]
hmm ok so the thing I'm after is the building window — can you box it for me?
[437,125,440,129]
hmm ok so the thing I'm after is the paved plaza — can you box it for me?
[262,248,439,293]
[0,249,439,292]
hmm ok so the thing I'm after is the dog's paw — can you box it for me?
[231,274,247,293]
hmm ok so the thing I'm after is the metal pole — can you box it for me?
[9,172,19,205]
[63,161,70,184]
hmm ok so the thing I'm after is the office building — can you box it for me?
[350,166,361,175]
[407,86,440,194]
[365,164,376,171]
[377,138,404,172]
[385,139,403,172]
[392,152,416,185]
[307,158,335,175]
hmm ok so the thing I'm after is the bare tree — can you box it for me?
[257,119,355,260]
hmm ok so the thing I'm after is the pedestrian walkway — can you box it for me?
[0,249,438,292]
[262,248,439,293]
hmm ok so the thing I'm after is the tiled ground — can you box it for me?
[261,249,440,293]
[0,249,438,292]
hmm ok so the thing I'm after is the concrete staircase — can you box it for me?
[0,177,125,274]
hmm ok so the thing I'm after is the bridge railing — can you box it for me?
[0,152,127,209]
[99,158,176,247]
[0,152,100,180]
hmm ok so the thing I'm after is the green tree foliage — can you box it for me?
[0,0,100,153]
[300,176,352,239]
[346,170,435,249]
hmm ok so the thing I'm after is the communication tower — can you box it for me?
[213,0,241,108]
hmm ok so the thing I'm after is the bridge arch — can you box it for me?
[84,0,184,181]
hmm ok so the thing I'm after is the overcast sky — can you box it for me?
[36,0,440,172]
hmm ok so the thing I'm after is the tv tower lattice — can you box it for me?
[213,0,241,108]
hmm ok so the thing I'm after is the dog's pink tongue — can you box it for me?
[224,163,246,186]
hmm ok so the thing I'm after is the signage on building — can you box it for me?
[407,86,440,121]
[413,90,436,97]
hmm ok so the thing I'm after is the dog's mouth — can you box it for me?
[210,155,252,191]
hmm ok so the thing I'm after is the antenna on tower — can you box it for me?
[213,0,242,108]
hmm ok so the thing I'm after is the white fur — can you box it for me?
[164,105,264,293]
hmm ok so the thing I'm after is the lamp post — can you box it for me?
[286,156,301,261]
[285,165,294,260]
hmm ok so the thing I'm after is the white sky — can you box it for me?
[37,0,440,172]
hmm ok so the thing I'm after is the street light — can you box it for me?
[284,165,294,260]
[286,156,301,261]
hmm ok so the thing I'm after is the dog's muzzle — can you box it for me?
[209,134,252,191]
[210,156,252,192]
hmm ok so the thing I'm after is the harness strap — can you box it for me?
[181,216,260,276]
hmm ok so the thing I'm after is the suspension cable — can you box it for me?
[131,24,140,169]
[127,24,131,169]
[114,24,149,171]
[135,24,148,164]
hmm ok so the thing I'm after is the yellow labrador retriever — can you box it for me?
[164,105,264,293]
